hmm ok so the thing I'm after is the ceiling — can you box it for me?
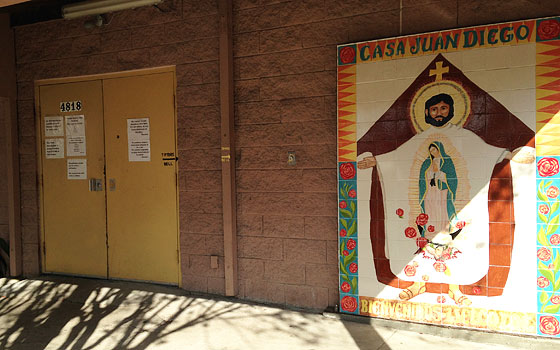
[1,0,84,26]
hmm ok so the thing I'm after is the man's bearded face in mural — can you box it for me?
[425,93,454,127]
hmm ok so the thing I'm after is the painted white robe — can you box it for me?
[375,123,507,284]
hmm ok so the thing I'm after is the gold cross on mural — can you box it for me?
[429,61,449,81]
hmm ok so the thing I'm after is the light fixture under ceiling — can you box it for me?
[62,0,163,20]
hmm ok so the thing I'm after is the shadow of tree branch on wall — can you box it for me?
[0,276,353,350]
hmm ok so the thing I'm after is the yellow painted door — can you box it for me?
[40,81,108,277]
[103,72,179,284]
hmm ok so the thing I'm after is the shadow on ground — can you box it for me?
[0,276,375,350]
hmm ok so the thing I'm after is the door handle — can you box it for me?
[89,178,103,192]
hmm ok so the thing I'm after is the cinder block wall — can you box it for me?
[12,0,560,309]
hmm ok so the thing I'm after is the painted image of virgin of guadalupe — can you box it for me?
[419,141,458,240]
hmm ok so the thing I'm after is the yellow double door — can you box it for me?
[38,69,179,284]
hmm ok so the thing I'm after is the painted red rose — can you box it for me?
[437,295,446,304]
[428,225,435,233]
[551,295,560,304]
[341,295,358,312]
[538,276,550,288]
[339,201,347,209]
[339,46,356,64]
[339,229,347,237]
[404,264,416,277]
[539,204,551,215]
[396,208,404,217]
[539,315,560,336]
[339,162,356,180]
[472,286,481,295]
[416,237,428,249]
[455,221,466,229]
[341,281,351,293]
[538,247,552,261]
[348,189,357,198]
[343,250,349,256]
[404,227,417,238]
[538,19,560,40]
[416,213,429,226]
[433,261,447,273]
[547,186,559,199]
[551,234,560,246]
[346,239,356,250]
[538,157,560,177]
[349,262,358,273]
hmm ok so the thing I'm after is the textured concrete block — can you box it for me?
[304,216,338,241]
[264,260,306,284]
[238,236,283,260]
[237,213,263,236]
[305,263,338,288]
[284,239,326,264]
[260,71,336,100]
[262,215,305,238]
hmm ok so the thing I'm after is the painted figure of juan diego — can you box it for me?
[357,54,535,305]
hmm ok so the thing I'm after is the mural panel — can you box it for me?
[337,17,560,337]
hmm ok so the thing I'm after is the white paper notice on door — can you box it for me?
[67,136,86,156]
[67,159,87,180]
[127,118,151,162]
[45,138,64,159]
[65,115,85,136]
[45,116,64,137]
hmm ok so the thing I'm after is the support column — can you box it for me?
[218,0,237,296]
[0,14,22,276]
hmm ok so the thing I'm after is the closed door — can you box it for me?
[103,72,179,283]
[40,80,108,277]
[39,69,179,284]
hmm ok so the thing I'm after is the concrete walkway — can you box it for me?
[0,276,557,350]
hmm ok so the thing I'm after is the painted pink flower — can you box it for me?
[538,276,550,288]
[433,261,447,273]
[339,46,356,64]
[348,189,357,198]
[339,229,347,237]
[346,239,356,250]
[404,264,416,277]
[551,295,560,304]
[422,275,430,281]
[547,186,560,199]
[339,162,356,180]
[538,157,560,177]
[396,208,404,217]
[428,225,435,233]
[405,227,417,238]
[349,263,358,273]
[416,213,429,226]
[341,281,351,293]
[539,315,560,336]
[437,295,446,303]
[472,286,481,295]
[538,19,560,40]
[538,247,552,261]
[416,237,428,249]
[539,204,550,215]
[341,295,358,312]
[455,221,466,229]
[551,234,560,246]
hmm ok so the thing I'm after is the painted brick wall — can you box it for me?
[10,0,560,310]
